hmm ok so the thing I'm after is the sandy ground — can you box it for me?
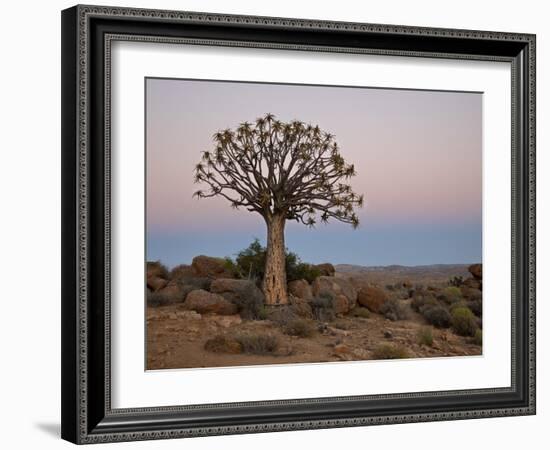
[146,302,482,370]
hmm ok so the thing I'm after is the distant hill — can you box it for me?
[335,263,472,287]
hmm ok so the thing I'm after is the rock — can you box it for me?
[147,276,168,292]
[384,330,393,339]
[204,335,242,354]
[333,294,350,315]
[177,310,202,320]
[288,279,313,301]
[312,276,357,309]
[170,264,195,280]
[191,255,234,279]
[315,263,335,277]
[147,261,168,279]
[468,264,482,280]
[183,289,238,315]
[356,285,388,313]
[209,314,242,328]
[288,295,314,319]
[463,278,482,290]
[210,278,265,319]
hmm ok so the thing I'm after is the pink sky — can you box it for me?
[146,78,482,266]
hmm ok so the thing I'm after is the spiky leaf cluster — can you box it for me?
[194,113,363,228]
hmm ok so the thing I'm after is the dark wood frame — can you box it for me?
[61,4,536,444]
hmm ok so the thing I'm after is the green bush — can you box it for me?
[227,239,321,284]
[417,326,434,346]
[372,344,409,360]
[282,319,316,338]
[380,298,410,321]
[473,328,483,346]
[438,286,462,305]
[235,333,279,355]
[421,304,451,328]
[411,294,438,313]
[467,298,482,318]
[449,275,464,287]
[350,306,371,319]
[451,307,478,337]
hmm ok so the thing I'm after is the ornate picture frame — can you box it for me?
[61,4,536,444]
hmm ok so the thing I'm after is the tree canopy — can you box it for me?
[193,113,363,228]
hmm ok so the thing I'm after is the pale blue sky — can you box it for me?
[146,78,482,267]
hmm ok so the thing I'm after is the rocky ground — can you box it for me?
[146,257,483,370]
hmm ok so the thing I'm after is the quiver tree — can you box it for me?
[194,113,363,306]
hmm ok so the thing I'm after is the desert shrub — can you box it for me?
[411,294,438,313]
[438,286,462,305]
[372,343,409,360]
[256,306,268,320]
[204,335,242,354]
[380,298,410,321]
[350,306,371,319]
[417,326,434,346]
[220,282,265,320]
[147,289,181,307]
[223,257,244,279]
[147,260,169,279]
[287,261,321,283]
[451,307,478,337]
[282,319,316,338]
[310,291,336,322]
[385,284,395,291]
[235,333,279,355]
[422,305,451,328]
[467,299,482,318]
[472,328,483,346]
[449,275,464,287]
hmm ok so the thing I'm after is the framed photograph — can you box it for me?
[61,4,536,444]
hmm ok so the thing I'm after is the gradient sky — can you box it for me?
[146,78,482,267]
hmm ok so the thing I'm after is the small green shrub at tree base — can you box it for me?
[417,326,434,346]
[473,328,483,346]
[227,238,321,284]
[451,307,478,337]
[372,344,409,360]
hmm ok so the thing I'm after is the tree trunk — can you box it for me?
[263,214,288,305]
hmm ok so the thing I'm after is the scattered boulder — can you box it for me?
[333,294,351,315]
[288,294,314,319]
[210,278,265,319]
[288,279,313,301]
[191,255,234,279]
[468,264,482,280]
[312,276,357,310]
[183,289,238,315]
[463,278,482,290]
[147,276,168,292]
[170,264,195,280]
[356,285,388,313]
[315,263,335,277]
